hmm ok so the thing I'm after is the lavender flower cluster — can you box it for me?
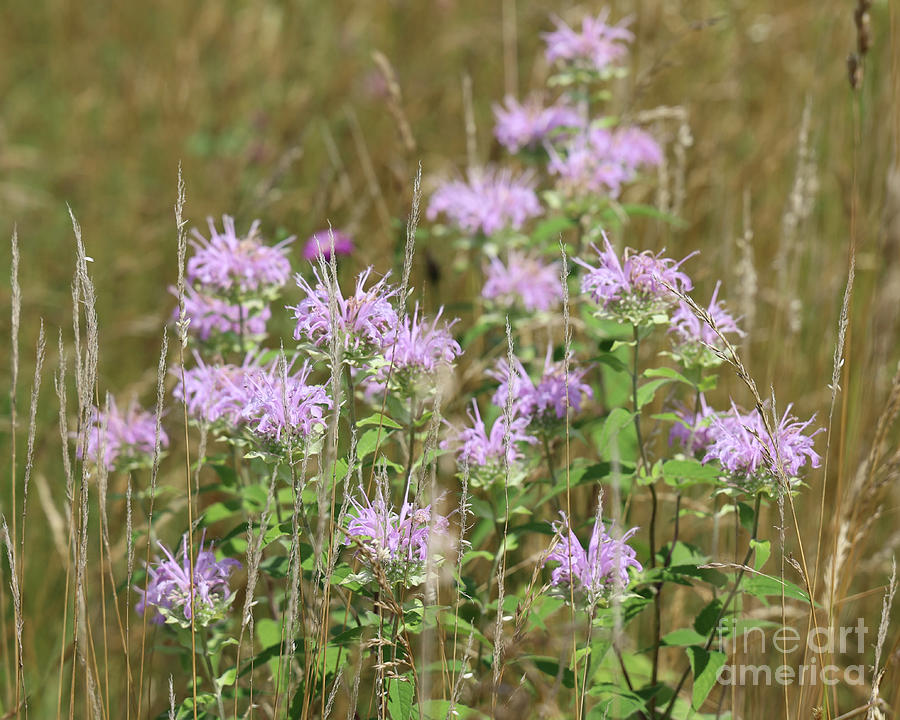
[344,484,450,587]
[80,396,167,471]
[136,533,241,628]
[545,508,642,607]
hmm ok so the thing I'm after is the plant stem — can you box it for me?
[199,628,226,720]
[661,493,763,720]
[632,324,661,717]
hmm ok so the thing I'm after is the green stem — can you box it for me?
[662,493,763,720]
[199,628,226,720]
[632,325,661,718]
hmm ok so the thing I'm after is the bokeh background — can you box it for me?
[2,0,899,716]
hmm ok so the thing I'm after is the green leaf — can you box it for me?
[596,407,634,456]
[643,366,695,385]
[741,573,810,604]
[686,646,727,710]
[527,656,576,689]
[662,628,707,646]
[387,676,414,720]
[356,413,403,430]
[357,428,388,460]
[637,377,673,409]
[694,599,724,636]
[662,459,721,487]
[586,683,648,717]
[750,539,771,570]
[216,668,237,688]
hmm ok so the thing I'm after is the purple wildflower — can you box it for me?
[703,403,822,492]
[187,215,293,298]
[240,359,331,447]
[575,234,694,325]
[344,485,450,586]
[545,508,642,606]
[174,285,270,342]
[442,401,536,486]
[493,95,583,153]
[173,353,262,429]
[543,10,634,74]
[365,305,462,397]
[489,347,593,424]
[135,532,241,628]
[548,125,663,198]
[669,282,744,367]
[482,251,563,312]
[426,167,542,236]
[668,394,719,455]
[290,266,399,355]
[302,229,355,261]
[80,396,167,470]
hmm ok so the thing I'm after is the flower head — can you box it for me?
[669,282,744,367]
[703,403,821,493]
[290,266,399,355]
[80,397,166,470]
[493,95,582,153]
[173,352,262,429]
[174,285,270,343]
[365,305,462,397]
[545,508,642,607]
[344,484,450,587]
[668,394,719,455]
[489,347,593,425]
[426,167,542,236]
[543,11,634,73]
[548,125,662,198]
[135,532,241,628]
[443,401,536,486]
[240,359,331,448]
[187,215,293,298]
[302,229,355,261]
[576,235,694,325]
[482,251,563,313]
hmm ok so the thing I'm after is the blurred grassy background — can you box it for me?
[1,0,898,716]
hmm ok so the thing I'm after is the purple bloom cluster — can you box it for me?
[344,486,450,586]
[493,95,582,153]
[489,347,593,425]
[187,215,293,298]
[576,236,694,325]
[703,404,821,491]
[669,282,744,367]
[444,401,536,486]
[543,10,634,74]
[173,353,262,428]
[548,125,663,198]
[545,509,642,606]
[482,251,563,312]
[366,305,462,397]
[668,394,719,455]
[135,532,241,628]
[302,229,355,262]
[81,397,167,470]
[426,167,542,236]
[240,360,331,447]
[291,267,399,355]
[175,285,270,342]
[174,353,330,449]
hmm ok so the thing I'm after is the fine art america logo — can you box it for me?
[715,620,868,686]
